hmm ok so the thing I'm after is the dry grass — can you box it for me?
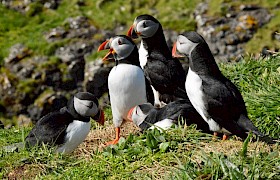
[74,122,278,159]
[74,122,141,158]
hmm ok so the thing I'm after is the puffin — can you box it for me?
[172,31,275,143]
[127,99,211,133]
[127,14,188,107]
[97,35,153,145]
[25,92,104,153]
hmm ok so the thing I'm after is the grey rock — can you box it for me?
[4,44,31,64]
[27,92,68,124]
[225,34,240,45]
[227,45,238,53]
[84,59,113,98]
[45,26,68,42]
[2,142,25,153]
[55,42,94,63]
[194,2,272,62]
[66,16,90,29]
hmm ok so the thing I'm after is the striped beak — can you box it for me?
[91,109,105,126]
[127,25,139,39]
[98,39,115,61]
[127,106,136,122]
[172,42,184,58]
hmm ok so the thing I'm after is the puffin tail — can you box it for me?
[237,114,277,144]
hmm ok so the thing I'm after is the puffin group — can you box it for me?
[9,14,275,154]
[98,14,275,145]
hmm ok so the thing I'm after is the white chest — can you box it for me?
[108,64,147,126]
[138,41,148,69]
[148,118,175,131]
[56,120,90,154]
[185,68,206,118]
[185,68,221,132]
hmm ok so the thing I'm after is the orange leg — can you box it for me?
[105,127,120,146]
[212,132,218,139]
[222,134,229,140]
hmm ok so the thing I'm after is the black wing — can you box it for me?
[201,75,249,137]
[144,55,187,98]
[157,99,211,133]
[145,77,155,104]
[25,109,72,146]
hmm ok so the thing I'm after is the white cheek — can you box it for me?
[132,109,145,127]
[177,36,199,55]
[117,44,134,59]
[74,98,98,117]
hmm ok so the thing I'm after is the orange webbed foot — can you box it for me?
[222,134,229,140]
[105,138,120,146]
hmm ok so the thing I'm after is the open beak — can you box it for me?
[98,40,115,61]
[127,106,136,122]
[172,42,185,58]
[127,25,139,39]
[92,109,105,126]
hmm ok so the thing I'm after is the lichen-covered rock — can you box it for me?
[55,42,94,63]
[84,59,113,98]
[4,44,32,65]
[27,90,68,124]
[1,0,61,14]
[194,2,272,62]
[44,27,68,42]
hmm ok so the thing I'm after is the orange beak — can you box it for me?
[127,106,136,122]
[172,42,185,58]
[127,25,139,39]
[93,110,105,126]
[98,40,115,61]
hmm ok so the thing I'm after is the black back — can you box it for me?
[139,99,210,133]
[25,107,73,146]
[139,15,187,99]
[25,94,92,147]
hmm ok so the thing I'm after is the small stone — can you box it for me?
[4,44,31,64]
[45,27,67,42]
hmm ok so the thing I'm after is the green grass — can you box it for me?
[0,56,279,179]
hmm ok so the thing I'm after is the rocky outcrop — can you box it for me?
[194,3,272,62]
[0,16,115,126]
[1,0,62,15]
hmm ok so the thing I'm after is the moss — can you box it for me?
[245,10,280,53]
[208,0,227,16]
[34,88,55,107]
[38,56,60,69]
[16,79,38,94]
[26,2,44,17]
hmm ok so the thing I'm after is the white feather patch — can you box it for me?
[108,64,147,127]
[56,120,90,154]
[185,68,221,132]
[138,41,148,69]
[148,118,175,131]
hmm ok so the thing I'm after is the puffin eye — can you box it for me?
[118,39,122,45]
[87,102,93,108]
[143,21,147,28]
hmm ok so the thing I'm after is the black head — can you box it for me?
[127,14,161,39]
[68,92,105,125]
[173,31,220,75]
[98,35,139,66]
